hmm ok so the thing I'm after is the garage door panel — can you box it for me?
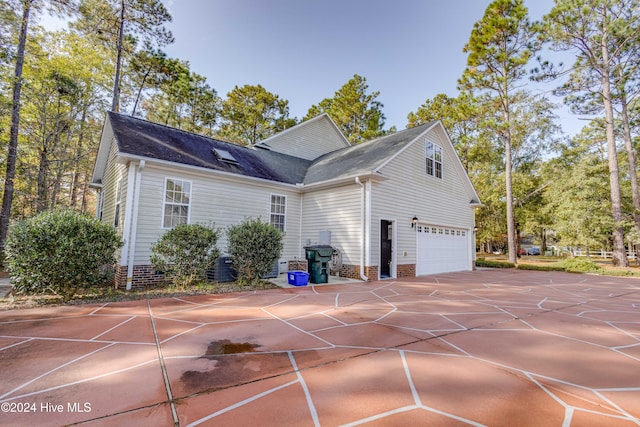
[417,226,470,276]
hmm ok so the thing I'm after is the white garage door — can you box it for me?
[416,225,471,275]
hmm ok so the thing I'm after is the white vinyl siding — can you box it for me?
[133,165,301,265]
[101,138,127,231]
[301,185,361,265]
[162,178,191,228]
[257,115,349,160]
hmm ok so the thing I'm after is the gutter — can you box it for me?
[116,152,301,190]
[355,177,368,281]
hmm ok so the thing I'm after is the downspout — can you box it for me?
[355,177,368,281]
[120,163,137,267]
[298,184,304,262]
[126,160,145,290]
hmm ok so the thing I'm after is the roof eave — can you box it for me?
[116,152,302,190]
[300,172,386,191]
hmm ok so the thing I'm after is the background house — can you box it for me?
[91,112,480,289]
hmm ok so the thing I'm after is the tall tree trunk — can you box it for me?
[69,106,88,207]
[619,89,640,262]
[0,0,33,250]
[505,131,517,264]
[80,180,88,213]
[503,79,517,264]
[36,146,48,212]
[601,20,628,267]
[131,68,150,116]
[111,0,125,112]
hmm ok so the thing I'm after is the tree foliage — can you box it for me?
[542,125,613,251]
[218,84,296,145]
[143,60,220,136]
[305,74,388,144]
[0,0,77,250]
[73,0,173,112]
[537,0,640,266]
[459,0,548,262]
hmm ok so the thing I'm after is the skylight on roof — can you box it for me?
[213,148,238,164]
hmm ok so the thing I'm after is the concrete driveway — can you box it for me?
[0,269,639,426]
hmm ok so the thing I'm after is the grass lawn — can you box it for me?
[478,253,640,276]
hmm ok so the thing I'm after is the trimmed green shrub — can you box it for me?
[475,259,515,268]
[150,223,220,287]
[227,218,284,284]
[560,258,603,273]
[516,263,566,272]
[5,210,122,301]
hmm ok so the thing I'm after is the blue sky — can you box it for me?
[162,0,581,135]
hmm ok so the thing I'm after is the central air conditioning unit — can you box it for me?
[206,257,236,282]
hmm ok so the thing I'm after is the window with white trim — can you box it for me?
[426,141,443,179]
[270,194,286,232]
[163,178,191,228]
[114,179,123,228]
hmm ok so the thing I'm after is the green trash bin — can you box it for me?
[305,245,333,284]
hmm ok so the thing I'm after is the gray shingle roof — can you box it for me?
[303,123,435,184]
[109,112,310,184]
[108,112,434,186]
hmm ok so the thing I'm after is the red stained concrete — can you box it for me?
[0,269,639,426]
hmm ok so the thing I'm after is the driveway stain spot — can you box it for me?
[179,340,291,393]
[204,339,260,356]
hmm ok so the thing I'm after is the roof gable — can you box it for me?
[376,121,481,205]
[255,113,350,160]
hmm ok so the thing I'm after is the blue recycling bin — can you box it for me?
[288,271,309,286]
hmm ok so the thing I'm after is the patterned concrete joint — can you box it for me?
[0,269,639,426]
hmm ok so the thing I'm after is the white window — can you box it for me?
[114,179,123,228]
[270,194,286,232]
[426,141,443,179]
[163,178,191,228]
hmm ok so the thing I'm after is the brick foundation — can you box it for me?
[339,264,360,279]
[397,264,416,278]
[364,265,379,280]
[339,263,416,280]
[116,259,412,289]
[338,264,381,281]
[288,259,308,272]
[114,265,167,289]
[114,265,127,288]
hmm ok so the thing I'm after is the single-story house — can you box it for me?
[91,112,481,289]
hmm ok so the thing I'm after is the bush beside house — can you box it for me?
[150,223,220,287]
[5,210,122,301]
[227,218,284,284]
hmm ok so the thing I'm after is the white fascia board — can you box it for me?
[91,114,114,185]
[298,172,387,192]
[116,152,302,191]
